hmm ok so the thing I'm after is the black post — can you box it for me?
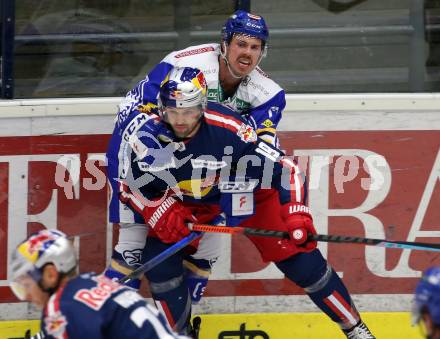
[409,0,425,92]
[1,0,15,99]
[235,0,251,12]
[174,0,191,50]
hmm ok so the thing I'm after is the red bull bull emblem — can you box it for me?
[237,124,257,143]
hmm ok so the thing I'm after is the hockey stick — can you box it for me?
[189,224,440,252]
[118,214,225,284]
[118,231,203,284]
[26,233,203,339]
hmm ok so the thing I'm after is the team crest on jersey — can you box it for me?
[262,119,274,128]
[44,311,68,337]
[175,46,215,58]
[137,102,158,114]
[123,249,143,266]
[237,124,257,143]
[176,175,219,198]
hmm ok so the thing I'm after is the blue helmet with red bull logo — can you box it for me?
[159,66,207,111]
[222,10,269,46]
[9,229,77,300]
[413,266,440,327]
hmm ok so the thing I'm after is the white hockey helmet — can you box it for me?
[9,229,76,300]
[158,66,208,113]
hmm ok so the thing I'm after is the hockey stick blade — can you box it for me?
[190,224,440,252]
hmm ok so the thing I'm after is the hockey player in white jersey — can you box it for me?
[118,10,285,146]
[105,10,286,307]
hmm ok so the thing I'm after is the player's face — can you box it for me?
[11,274,49,309]
[165,106,202,138]
[226,34,263,77]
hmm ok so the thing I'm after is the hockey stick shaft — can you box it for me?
[190,224,440,252]
[190,223,289,238]
[118,231,202,284]
[313,234,440,252]
[28,234,203,339]
[118,215,225,284]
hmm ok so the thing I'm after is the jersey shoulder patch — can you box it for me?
[204,108,257,143]
[44,286,69,338]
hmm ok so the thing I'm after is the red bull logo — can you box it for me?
[18,231,57,262]
[238,124,257,143]
[44,311,68,336]
[196,72,207,90]
[171,90,183,99]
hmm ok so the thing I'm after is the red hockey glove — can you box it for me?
[119,182,194,243]
[143,196,195,243]
[281,202,317,249]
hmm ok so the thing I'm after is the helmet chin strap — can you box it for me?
[220,41,266,80]
[220,42,243,80]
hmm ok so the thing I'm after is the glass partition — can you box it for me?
[4,0,440,98]
[13,0,233,98]
[254,0,438,92]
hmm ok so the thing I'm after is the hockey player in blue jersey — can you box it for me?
[413,266,440,339]
[104,10,286,303]
[9,229,187,339]
[116,66,375,339]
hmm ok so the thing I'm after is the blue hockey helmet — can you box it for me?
[222,10,269,46]
[413,266,440,326]
[159,67,207,111]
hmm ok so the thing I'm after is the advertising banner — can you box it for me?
[1,129,438,307]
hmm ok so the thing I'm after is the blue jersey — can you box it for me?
[41,273,186,339]
[121,102,304,220]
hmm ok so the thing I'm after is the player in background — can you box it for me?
[413,266,440,339]
[105,10,285,305]
[9,229,188,339]
[118,66,375,339]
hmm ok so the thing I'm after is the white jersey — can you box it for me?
[117,43,286,145]
[109,43,286,225]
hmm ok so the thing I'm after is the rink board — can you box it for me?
[0,97,439,322]
[0,312,423,339]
